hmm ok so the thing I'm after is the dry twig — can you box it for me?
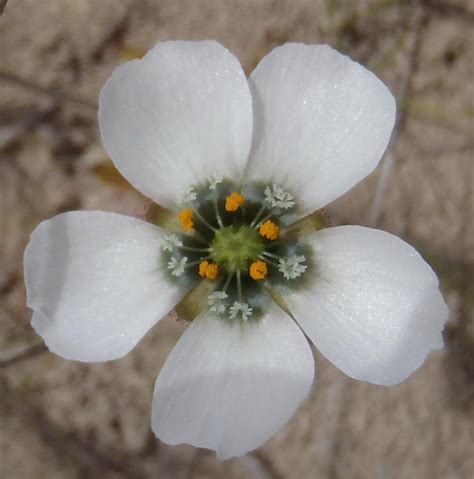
[0,341,48,368]
[0,103,58,151]
[0,0,7,16]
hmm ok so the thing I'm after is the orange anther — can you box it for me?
[205,263,219,280]
[198,260,219,280]
[199,260,209,277]
[225,192,244,212]
[178,209,194,230]
[259,220,279,240]
[250,260,268,280]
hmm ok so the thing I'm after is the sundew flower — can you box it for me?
[24,41,448,459]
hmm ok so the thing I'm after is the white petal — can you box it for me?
[151,303,314,459]
[24,211,184,362]
[287,226,448,386]
[246,44,396,215]
[99,40,252,209]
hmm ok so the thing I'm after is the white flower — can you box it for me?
[162,233,183,252]
[264,184,295,209]
[207,291,228,314]
[229,301,253,321]
[167,256,188,277]
[24,41,448,461]
[278,255,307,279]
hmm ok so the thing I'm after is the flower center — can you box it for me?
[210,226,265,272]
[155,176,318,323]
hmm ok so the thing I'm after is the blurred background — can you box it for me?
[0,0,473,478]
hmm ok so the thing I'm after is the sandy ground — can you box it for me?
[1,1,473,478]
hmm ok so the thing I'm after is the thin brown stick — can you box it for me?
[0,103,58,151]
[0,342,48,368]
[0,71,97,112]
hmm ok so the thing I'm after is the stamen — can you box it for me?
[199,260,209,277]
[222,273,234,292]
[207,291,228,314]
[255,208,278,229]
[178,209,194,230]
[225,192,244,212]
[186,231,209,245]
[162,233,183,252]
[261,251,281,260]
[167,256,188,277]
[229,301,253,321]
[259,220,279,240]
[186,255,212,268]
[179,245,211,253]
[198,260,219,280]
[263,240,282,249]
[249,203,268,228]
[258,254,279,269]
[191,207,217,233]
[206,263,219,279]
[213,194,224,228]
[249,260,267,280]
[236,270,243,303]
[278,255,307,280]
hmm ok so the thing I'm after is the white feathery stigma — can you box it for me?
[209,172,223,190]
[181,187,197,203]
[278,255,307,280]
[207,291,228,314]
[264,184,295,210]
[167,256,188,277]
[162,233,183,252]
[229,301,253,321]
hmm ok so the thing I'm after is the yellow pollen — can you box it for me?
[250,260,267,280]
[225,192,245,212]
[199,260,209,277]
[178,209,194,230]
[259,220,279,240]
[198,260,219,280]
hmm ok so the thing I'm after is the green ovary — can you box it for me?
[210,226,265,272]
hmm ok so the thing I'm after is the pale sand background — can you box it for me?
[0,1,473,478]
